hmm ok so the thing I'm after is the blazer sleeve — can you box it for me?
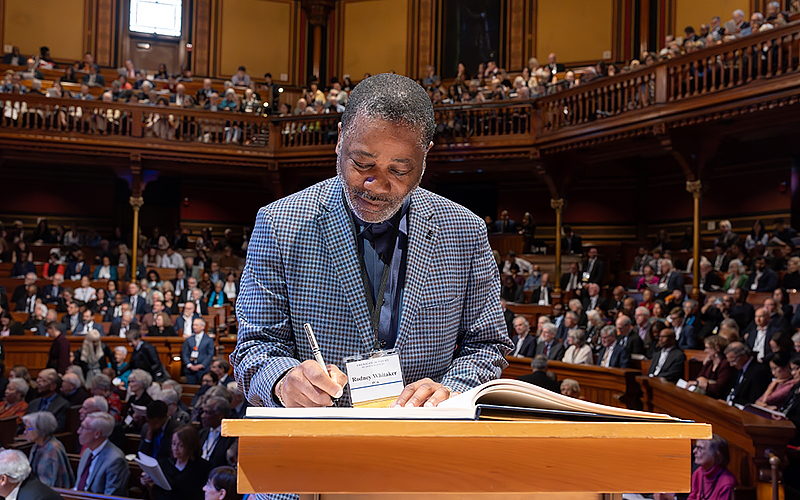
[103,453,130,495]
[199,337,215,368]
[439,224,513,393]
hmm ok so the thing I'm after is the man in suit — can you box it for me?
[699,261,723,292]
[182,318,215,384]
[561,226,582,255]
[631,246,653,275]
[189,287,209,315]
[75,411,129,495]
[500,298,515,337]
[0,449,64,500]
[184,256,202,281]
[125,282,149,317]
[126,328,168,382]
[140,300,168,330]
[199,397,237,468]
[174,300,202,337]
[517,355,560,393]
[179,277,199,303]
[509,317,537,358]
[108,311,135,338]
[41,273,64,304]
[581,283,607,313]
[535,323,565,361]
[596,325,630,368]
[60,372,89,406]
[231,74,512,409]
[81,63,106,87]
[743,307,776,362]
[493,210,517,233]
[25,368,69,432]
[62,301,81,333]
[139,400,179,460]
[616,314,644,357]
[75,308,105,336]
[669,307,700,350]
[227,382,250,419]
[529,273,553,306]
[581,247,605,285]
[745,256,778,293]
[210,358,235,386]
[711,243,730,272]
[543,52,566,83]
[171,268,188,298]
[11,272,38,305]
[725,341,772,406]
[762,297,791,333]
[555,311,578,344]
[657,259,685,297]
[560,262,582,292]
[647,328,686,383]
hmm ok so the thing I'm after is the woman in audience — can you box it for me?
[0,311,24,336]
[142,424,211,500]
[113,346,131,387]
[636,264,659,290]
[106,279,119,299]
[744,219,769,251]
[123,369,154,431]
[150,312,176,337]
[154,63,170,81]
[562,329,593,365]
[9,365,38,402]
[60,65,78,83]
[753,352,794,411]
[196,248,210,269]
[0,378,28,419]
[639,288,656,312]
[784,257,800,291]
[650,300,668,325]
[93,255,118,280]
[223,272,238,303]
[164,289,179,315]
[147,270,163,290]
[684,435,735,500]
[208,280,229,308]
[203,465,241,500]
[22,411,74,488]
[723,259,747,293]
[91,374,124,421]
[772,288,793,318]
[89,287,110,315]
[770,330,794,355]
[75,330,116,385]
[584,309,606,349]
[560,379,581,399]
[144,246,160,267]
[199,271,214,296]
[63,223,81,246]
[687,335,735,399]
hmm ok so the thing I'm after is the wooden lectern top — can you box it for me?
[224,418,711,495]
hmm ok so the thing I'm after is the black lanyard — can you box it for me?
[344,196,402,350]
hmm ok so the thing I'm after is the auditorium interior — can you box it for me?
[2,0,800,498]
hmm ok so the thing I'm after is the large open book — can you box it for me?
[246,379,681,422]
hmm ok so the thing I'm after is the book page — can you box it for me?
[134,452,172,490]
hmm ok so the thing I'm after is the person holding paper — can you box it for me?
[141,424,211,500]
[233,73,512,410]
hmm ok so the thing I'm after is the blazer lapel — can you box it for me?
[317,182,374,350]
[395,189,439,351]
[86,447,105,488]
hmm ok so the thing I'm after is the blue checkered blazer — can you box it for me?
[232,177,511,409]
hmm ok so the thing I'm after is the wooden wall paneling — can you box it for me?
[507,0,526,72]
[535,0,616,67]
[416,0,434,78]
[95,0,115,67]
[84,0,93,61]
[193,0,213,77]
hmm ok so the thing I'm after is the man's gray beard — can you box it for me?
[336,152,419,224]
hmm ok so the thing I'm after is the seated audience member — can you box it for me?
[74,276,97,303]
[113,346,131,387]
[560,379,581,399]
[75,330,117,385]
[500,275,523,303]
[62,301,81,333]
[647,329,686,383]
[561,262,582,292]
[744,307,776,362]
[105,294,126,322]
[203,465,242,500]
[122,369,154,431]
[75,411,129,495]
[160,246,185,269]
[687,335,736,399]
[686,435,736,500]
[41,273,64,304]
[0,449,64,500]
[784,257,800,291]
[182,318,215,383]
[159,388,191,424]
[562,329,593,365]
[0,311,24,336]
[657,259,685,295]
[22,412,74,488]
[25,306,48,336]
[754,351,795,409]
[509,317,536,358]
[561,225,582,255]
[581,247,605,285]
[90,374,123,422]
[222,272,239,303]
[16,283,39,314]
[617,314,645,358]
[210,358,234,386]
[140,400,179,460]
[226,382,248,419]
[723,259,747,293]
[669,307,699,351]
[93,256,118,280]
[773,218,797,245]
[746,256,778,292]
[200,397,237,468]
[141,299,167,329]
[0,378,29,420]
[725,342,772,406]
[76,308,105,336]
[597,325,630,368]
[141,424,212,500]
[631,246,653,275]
[127,328,167,381]
[637,264,659,290]
[175,300,201,336]
[149,312,177,337]
[126,282,149,316]
[699,261,722,292]
[518,355,560,393]
[535,322,565,361]
[770,330,794,355]
[60,372,89,406]
[10,366,38,403]
[639,288,656,312]
[501,251,533,274]
[25,369,69,432]
[109,311,135,338]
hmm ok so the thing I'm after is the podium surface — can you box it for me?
[223,418,711,495]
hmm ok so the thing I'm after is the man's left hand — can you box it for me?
[391,378,455,408]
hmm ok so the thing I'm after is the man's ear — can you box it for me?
[335,123,343,155]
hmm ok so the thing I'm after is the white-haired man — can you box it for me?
[75,412,129,495]
[0,449,63,500]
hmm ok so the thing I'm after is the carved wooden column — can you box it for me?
[130,196,144,274]
[686,180,702,298]
[551,198,564,293]
[300,0,335,82]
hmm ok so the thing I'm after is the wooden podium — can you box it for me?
[223,418,711,498]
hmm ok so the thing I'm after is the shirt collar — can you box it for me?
[92,439,109,456]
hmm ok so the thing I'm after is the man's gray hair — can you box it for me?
[162,379,183,397]
[226,381,243,396]
[22,411,57,438]
[568,298,583,310]
[157,388,179,405]
[86,395,109,413]
[541,322,557,335]
[617,315,633,327]
[340,73,435,149]
[86,411,115,438]
[205,396,232,418]
[531,354,548,371]
[0,450,31,483]
[600,325,617,337]
[684,299,698,309]
[792,332,800,344]
[724,341,751,358]
[91,373,112,392]
[635,306,650,319]
[720,318,740,333]
[565,311,579,322]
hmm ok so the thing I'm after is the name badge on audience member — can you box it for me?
[750,283,757,290]
[538,299,547,306]
[344,350,404,408]
[582,271,591,282]
[191,349,199,360]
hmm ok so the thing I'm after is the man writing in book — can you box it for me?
[233,73,512,409]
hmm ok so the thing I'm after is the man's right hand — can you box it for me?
[277,360,347,407]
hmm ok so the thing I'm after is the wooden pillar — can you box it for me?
[300,0,335,82]
[686,180,702,298]
[312,24,323,80]
[551,198,564,293]
[130,196,144,275]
